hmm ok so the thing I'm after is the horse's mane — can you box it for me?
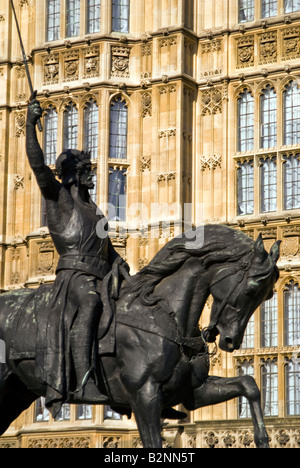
[122,225,255,306]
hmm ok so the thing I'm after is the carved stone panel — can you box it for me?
[83,45,100,78]
[259,31,277,64]
[63,49,79,82]
[236,35,254,68]
[282,27,300,61]
[111,46,131,78]
[43,52,59,85]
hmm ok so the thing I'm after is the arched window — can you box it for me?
[108,168,127,222]
[238,90,254,152]
[260,86,277,149]
[66,0,81,37]
[261,358,278,416]
[238,361,254,418]
[112,0,130,33]
[43,106,58,166]
[47,0,60,41]
[285,357,300,416]
[283,81,300,146]
[237,159,254,215]
[84,100,99,159]
[284,281,300,346]
[283,153,300,210]
[261,293,278,347]
[87,0,101,33]
[109,98,128,160]
[63,103,78,150]
[260,156,277,213]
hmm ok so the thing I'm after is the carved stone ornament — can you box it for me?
[44,53,59,85]
[141,91,152,117]
[63,49,79,82]
[282,26,300,60]
[199,154,222,171]
[259,31,277,64]
[111,46,131,78]
[236,35,254,68]
[201,88,223,115]
[15,112,26,137]
[83,45,100,78]
[13,174,25,190]
[36,242,55,276]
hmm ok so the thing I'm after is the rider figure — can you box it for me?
[26,93,124,406]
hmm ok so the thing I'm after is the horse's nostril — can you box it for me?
[225,337,234,350]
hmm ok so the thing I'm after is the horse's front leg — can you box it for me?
[130,379,163,448]
[185,375,269,448]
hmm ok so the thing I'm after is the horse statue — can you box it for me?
[0,224,280,448]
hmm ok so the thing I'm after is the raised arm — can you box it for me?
[26,92,61,200]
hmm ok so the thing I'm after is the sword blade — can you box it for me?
[10,0,43,132]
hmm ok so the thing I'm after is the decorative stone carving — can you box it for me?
[36,241,55,276]
[140,156,151,172]
[201,39,222,54]
[158,128,176,138]
[15,112,26,138]
[83,45,100,78]
[201,88,223,115]
[43,52,59,85]
[28,436,90,448]
[159,36,177,48]
[111,46,131,78]
[199,154,222,171]
[282,26,300,60]
[13,174,25,190]
[141,43,152,56]
[236,35,254,68]
[259,31,277,64]
[15,65,26,79]
[102,436,121,448]
[63,49,79,82]
[141,92,152,117]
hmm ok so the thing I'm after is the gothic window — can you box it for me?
[238,0,255,22]
[66,0,81,37]
[63,103,78,150]
[84,100,99,160]
[55,404,71,421]
[283,154,300,210]
[283,81,300,146]
[108,168,127,222]
[238,90,254,152]
[77,405,92,420]
[241,315,254,348]
[104,406,121,420]
[285,0,300,13]
[260,157,277,213]
[237,159,254,215]
[261,293,278,347]
[238,361,254,418]
[262,0,277,17]
[109,98,128,160]
[284,281,300,346]
[261,358,278,416]
[43,106,58,166]
[47,0,60,41]
[87,0,101,33]
[112,0,130,33]
[285,358,300,416]
[35,397,50,422]
[260,86,277,149]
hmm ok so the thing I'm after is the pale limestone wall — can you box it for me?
[0,0,299,447]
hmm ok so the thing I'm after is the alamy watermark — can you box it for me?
[0,339,5,364]
[96,201,205,249]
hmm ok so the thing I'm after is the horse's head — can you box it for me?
[207,234,281,353]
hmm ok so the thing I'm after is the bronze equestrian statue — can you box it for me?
[0,95,281,448]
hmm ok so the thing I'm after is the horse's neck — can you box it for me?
[156,257,210,336]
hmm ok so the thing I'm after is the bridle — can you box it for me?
[204,252,255,336]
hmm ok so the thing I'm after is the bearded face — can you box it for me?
[77,161,95,189]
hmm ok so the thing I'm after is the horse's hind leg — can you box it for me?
[130,379,163,448]
[0,369,36,436]
[184,375,269,448]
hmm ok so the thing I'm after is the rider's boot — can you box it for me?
[72,344,109,403]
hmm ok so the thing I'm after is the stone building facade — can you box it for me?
[0,0,299,448]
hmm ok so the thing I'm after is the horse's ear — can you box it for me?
[254,234,267,262]
[270,240,282,264]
